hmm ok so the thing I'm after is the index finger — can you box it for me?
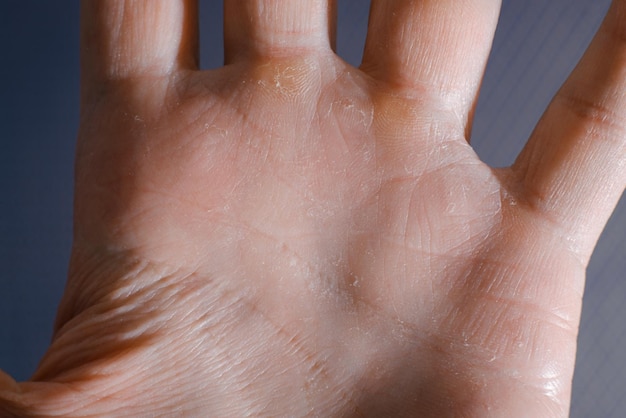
[81,0,198,89]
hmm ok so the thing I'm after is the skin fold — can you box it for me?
[1,0,625,416]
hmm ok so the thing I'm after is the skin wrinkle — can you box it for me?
[475,293,577,339]
[225,0,336,61]
[501,160,590,267]
[463,240,582,311]
[362,1,501,124]
[516,198,591,268]
[54,255,322,414]
[83,2,190,81]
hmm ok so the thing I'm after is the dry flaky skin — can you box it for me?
[1,1,625,417]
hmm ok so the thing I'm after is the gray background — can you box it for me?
[1,1,624,416]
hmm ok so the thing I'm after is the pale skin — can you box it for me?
[1,0,625,416]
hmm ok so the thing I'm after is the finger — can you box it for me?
[224,0,337,63]
[361,0,501,137]
[513,0,626,261]
[81,0,198,84]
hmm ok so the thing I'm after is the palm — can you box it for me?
[2,1,625,417]
[57,59,579,416]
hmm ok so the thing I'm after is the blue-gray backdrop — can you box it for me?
[1,1,624,416]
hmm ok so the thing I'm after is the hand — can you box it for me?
[1,1,625,416]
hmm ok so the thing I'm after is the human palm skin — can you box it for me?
[2,1,626,417]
